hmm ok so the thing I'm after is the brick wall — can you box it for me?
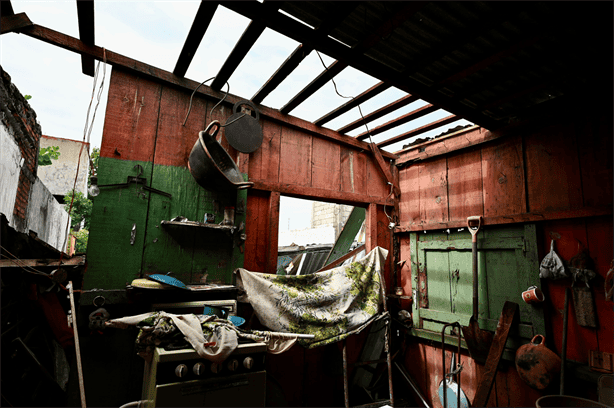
[0,66,42,229]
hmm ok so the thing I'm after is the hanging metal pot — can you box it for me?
[188,120,253,192]
[515,335,561,390]
[224,100,263,153]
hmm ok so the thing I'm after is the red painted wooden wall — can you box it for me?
[396,113,613,407]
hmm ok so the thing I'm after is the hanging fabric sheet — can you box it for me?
[236,246,389,348]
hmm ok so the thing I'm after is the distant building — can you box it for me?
[38,135,90,203]
[311,202,354,239]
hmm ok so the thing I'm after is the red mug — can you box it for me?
[522,286,545,304]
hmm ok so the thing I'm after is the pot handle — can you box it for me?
[198,121,221,151]
[530,334,545,345]
[232,100,259,121]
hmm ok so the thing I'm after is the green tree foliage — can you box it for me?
[64,191,92,230]
[38,145,60,166]
[70,229,89,254]
[88,147,100,187]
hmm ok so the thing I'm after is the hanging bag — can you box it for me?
[539,240,567,279]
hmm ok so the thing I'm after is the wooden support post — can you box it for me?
[366,203,378,253]
[67,281,86,408]
[266,191,280,274]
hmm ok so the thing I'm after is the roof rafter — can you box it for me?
[356,104,439,141]
[76,0,95,77]
[279,2,427,115]
[337,94,419,134]
[173,1,218,78]
[251,2,359,104]
[377,115,459,149]
[314,81,391,127]
[220,1,499,129]
[211,2,281,91]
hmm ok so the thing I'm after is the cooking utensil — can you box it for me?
[188,120,254,192]
[515,334,561,390]
[461,215,493,364]
[147,274,188,290]
[473,301,518,407]
[224,100,263,153]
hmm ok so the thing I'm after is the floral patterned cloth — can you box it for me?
[236,246,388,348]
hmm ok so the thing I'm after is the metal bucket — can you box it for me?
[536,395,610,407]
[188,121,253,192]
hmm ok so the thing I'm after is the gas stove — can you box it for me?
[141,300,267,407]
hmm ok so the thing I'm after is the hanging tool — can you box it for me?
[473,301,518,407]
[461,216,493,364]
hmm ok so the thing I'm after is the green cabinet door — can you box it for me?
[410,224,544,359]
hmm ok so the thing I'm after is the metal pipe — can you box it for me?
[441,322,462,408]
[394,362,431,408]
[560,287,570,395]
[68,281,87,408]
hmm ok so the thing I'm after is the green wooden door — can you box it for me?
[410,224,544,359]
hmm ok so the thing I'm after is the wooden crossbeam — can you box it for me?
[251,2,359,104]
[0,256,86,268]
[211,1,281,91]
[314,82,391,127]
[76,0,95,77]
[356,104,439,141]
[337,94,419,135]
[4,19,398,159]
[173,1,218,78]
[377,115,459,149]
[279,2,426,115]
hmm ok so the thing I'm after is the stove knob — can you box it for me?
[175,364,188,378]
[243,357,254,370]
[193,362,206,376]
[210,362,221,374]
[227,359,239,372]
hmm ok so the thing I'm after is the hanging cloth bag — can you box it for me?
[539,239,567,280]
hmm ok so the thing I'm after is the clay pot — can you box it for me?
[515,335,561,390]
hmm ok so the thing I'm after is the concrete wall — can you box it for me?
[0,66,70,252]
[38,135,89,197]
[0,125,21,218]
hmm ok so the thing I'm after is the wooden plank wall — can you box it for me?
[396,113,613,407]
[96,68,394,278]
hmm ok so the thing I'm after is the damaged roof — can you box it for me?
[2,1,611,153]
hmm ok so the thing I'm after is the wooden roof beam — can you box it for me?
[314,81,391,127]
[173,1,218,78]
[355,103,439,141]
[1,1,14,16]
[251,2,359,104]
[377,115,459,149]
[220,1,499,129]
[279,2,427,115]
[210,2,280,90]
[337,94,419,134]
[76,0,95,77]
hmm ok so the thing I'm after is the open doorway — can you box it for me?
[277,196,365,275]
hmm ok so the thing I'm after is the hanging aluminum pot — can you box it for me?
[188,121,253,192]
[515,335,561,390]
[223,100,263,154]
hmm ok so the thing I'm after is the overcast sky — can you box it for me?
[1,1,471,232]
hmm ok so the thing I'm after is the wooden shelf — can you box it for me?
[161,220,235,232]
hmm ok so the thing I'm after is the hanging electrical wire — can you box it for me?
[315,51,375,144]
[182,77,245,127]
[60,48,108,260]
[315,51,395,227]
[0,245,51,277]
